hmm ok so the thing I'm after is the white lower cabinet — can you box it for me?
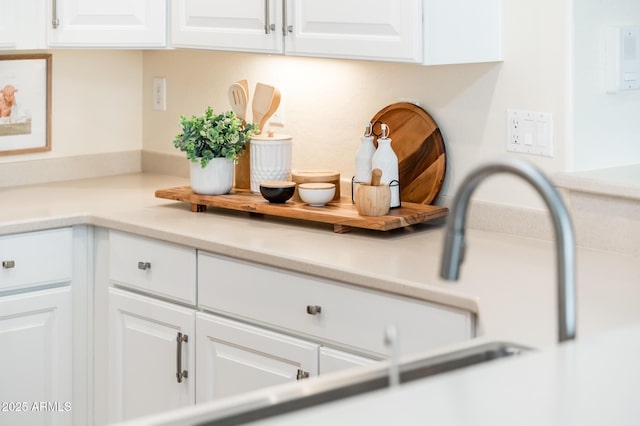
[108,287,195,423]
[0,226,86,426]
[102,231,473,423]
[0,287,72,426]
[195,313,319,403]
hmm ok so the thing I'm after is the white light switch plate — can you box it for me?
[152,77,166,111]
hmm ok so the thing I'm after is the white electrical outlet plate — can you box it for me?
[506,109,553,157]
[152,77,166,111]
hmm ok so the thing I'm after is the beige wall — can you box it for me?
[1,1,573,210]
[0,49,143,162]
[143,1,570,210]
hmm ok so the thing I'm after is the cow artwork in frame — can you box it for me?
[0,54,52,156]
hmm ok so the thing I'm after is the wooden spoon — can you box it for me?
[237,79,249,101]
[228,81,248,124]
[229,80,251,190]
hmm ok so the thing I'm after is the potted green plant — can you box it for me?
[173,107,257,195]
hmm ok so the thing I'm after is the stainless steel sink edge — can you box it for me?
[192,341,531,426]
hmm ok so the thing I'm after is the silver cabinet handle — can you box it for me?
[52,0,60,28]
[264,0,276,34]
[282,0,288,36]
[306,305,322,315]
[296,369,309,380]
[137,261,151,271]
[2,260,15,269]
[176,332,188,383]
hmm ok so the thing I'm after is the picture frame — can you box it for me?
[0,54,52,156]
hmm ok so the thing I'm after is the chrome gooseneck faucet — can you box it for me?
[440,159,576,343]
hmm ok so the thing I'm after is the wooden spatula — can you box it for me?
[253,83,281,133]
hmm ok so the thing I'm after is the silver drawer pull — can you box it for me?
[137,261,151,271]
[306,305,322,315]
[2,260,15,269]
[176,332,188,383]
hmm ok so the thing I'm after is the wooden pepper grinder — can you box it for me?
[355,168,391,216]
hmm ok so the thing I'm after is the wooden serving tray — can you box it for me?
[155,186,448,233]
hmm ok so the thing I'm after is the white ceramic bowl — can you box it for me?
[298,183,336,207]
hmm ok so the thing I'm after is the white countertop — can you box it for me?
[1,173,638,349]
[555,163,640,200]
[3,172,639,426]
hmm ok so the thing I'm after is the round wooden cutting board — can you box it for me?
[370,102,446,205]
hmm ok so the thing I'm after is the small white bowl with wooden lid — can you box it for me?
[291,170,340,201]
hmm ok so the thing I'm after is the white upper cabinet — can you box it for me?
[47,0,167,48]
[0,0,16,48]
[171,0,501,64]
[0,0,47,49]
[285,0,423,62]
[171,0,423,63]
[423,0,502,65]
[172,0,283,54]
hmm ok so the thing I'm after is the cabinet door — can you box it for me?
[319,347,377,375]
[423,0,502,65]
[171,0,282,54]
[48,0,167,47]
[0,0,47,49]
[0,0,16,48]
[195,313,318,403]
[0,287,72,426]
[285,0,423,62]
[108,288,195,423]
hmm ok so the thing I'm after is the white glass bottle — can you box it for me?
[371,124,400,208]
[354,123,375,184]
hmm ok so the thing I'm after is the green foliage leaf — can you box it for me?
[173,107,259,168]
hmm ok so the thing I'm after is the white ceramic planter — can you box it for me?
[190,157,234,195]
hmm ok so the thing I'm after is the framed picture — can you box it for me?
[0,54,52,156]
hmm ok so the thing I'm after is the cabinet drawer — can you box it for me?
[109,231,196,304]
[198,253,474,357]
[0,228,73,293]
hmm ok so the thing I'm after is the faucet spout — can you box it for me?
[440,159,576,343]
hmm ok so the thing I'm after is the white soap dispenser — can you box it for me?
[371,124,400,208]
